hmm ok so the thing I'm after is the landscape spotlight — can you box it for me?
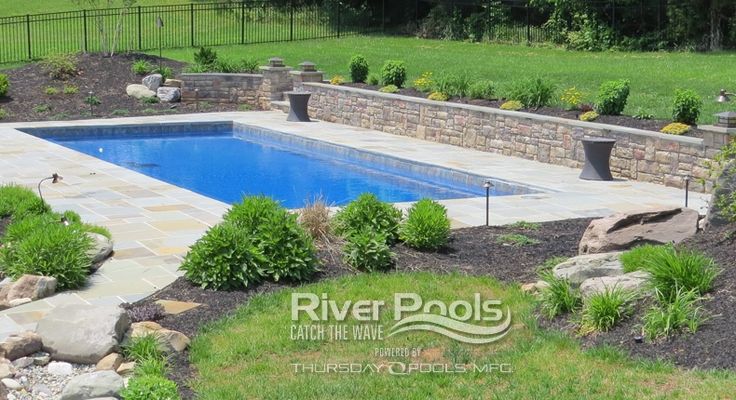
[484,179,493,226]
[37,173,63,203]
[717,89,734,103]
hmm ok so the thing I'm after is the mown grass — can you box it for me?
[157,36,736,124]
[0,1,193,16]
[190,272,736,399]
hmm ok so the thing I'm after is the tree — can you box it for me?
[74,0,138,56]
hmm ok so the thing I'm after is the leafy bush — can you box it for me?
[643,288,705,340]
[672,89,702,125]
[134,358,168,377]
[427,91,448,101]
[132,60,152,76]
[500,100,523,111]
[433,73,471,98]
[595,79,630,115]
[579,287,636,334]
[412,72,433,92]
[298,196,331,242]
[0,215,93,290]
[237,58,259,73]
[333,193,402,243]
[224,196,317,282]
[348,55,369,83]
[123,334,165,363]
[496,233,539,247]
[661,122,691,135]
[152,66,174,80]
[416,5,449,39]
[44,87,59,95]
[381,60,407,88]
[193,47,218,67]
[367,74,380,86]
[342,229,394,272]
[579,111,599,122]
[329,75,345,85]
[504,77,556,108]
[0,108,7,120]
[468,80,496,100]
[560,87,583,110]
[466,12,486,42]
[180,222,265,290]
[640,246,719,301]
[620,244,668,273]
[184,64,209,73]
[41,53,78,80]
[33,104,51,113]
[0,184,48,219]
[400,198,450,251]
[63,85,79,95]
[633,107,653,120]
[140,96,159,105]
[538,272,582,318]
[121,375,180,400]
[378,85,399,94]
[0,74,8,97]
[85,95,102,106]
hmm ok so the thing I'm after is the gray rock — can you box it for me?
[0,380,7,399]
[32,383,52,396]
[706,160,736,229]
[11,357,32,369]
[47,361,74,376]
[1,378,20,390]
[0,361,14,380]
[0,332,42,361]
[87,233,113,266]
[36,305,130,364]
[142,73,163,91]
[33,353,50,366]
[5,275,57,302]
[580,271,651,298]
[579,208,699,254]
[552,252,624,287]
[126,84,156,99]
[156,86,181,103]
[0,278,12,289]
[7,298,31,307]
[59,371,123,400]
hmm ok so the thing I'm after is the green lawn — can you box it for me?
[191,272,736,399]
[157,36,736,124]
[0,1,192,16]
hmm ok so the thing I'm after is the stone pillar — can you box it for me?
[258,57,293,106]
[289,62,324,91]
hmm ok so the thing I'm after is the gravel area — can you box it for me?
[3,354,95,399]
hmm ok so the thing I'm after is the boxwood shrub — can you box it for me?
[349,55,369,83]
[0,74,9,97]
[380,60,407,88]
[333,193,402,243]
[672,89,702,125]
[400,198,450,251]
[121,375,180,400]
[595,79,630,115]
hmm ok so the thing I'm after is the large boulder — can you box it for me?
[579,208,699,254]
[0,359,14,380]
[580,271,651,298]
[0,332,42,361]
[88,233,113,266]
[142,73,163,91]
[124,321,190,353]
[552,252,623,287]
[157,86,181,103]
[4,275,57,302]
[126,84,156,99]
[0,379,7,399]
[705,160,736,229]
[59,371,124,400]
[36,305,130,364]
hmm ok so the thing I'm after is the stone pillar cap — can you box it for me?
[299,61,316,72]
[268,57,285,67]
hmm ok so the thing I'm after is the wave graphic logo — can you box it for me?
[387,308,512,344]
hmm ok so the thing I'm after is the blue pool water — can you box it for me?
[43,127,522,207]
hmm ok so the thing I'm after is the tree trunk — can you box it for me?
[710,0,722,50]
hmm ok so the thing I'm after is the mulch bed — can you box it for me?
[344,83,705,138]
[0,53,240,123]
[135,218,591,399]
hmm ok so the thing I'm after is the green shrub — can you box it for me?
[111,109,130,117]
[224,196,317,282]
[62,85,79,95]
[560,87,583,110]
[496,233,539,247]
[152,66,173,80]
[135,357,168,377]
[643,288,705,340]
[620,244,667,273]
[672,89,702,125]
[595,79,630,115]
[0,108,7,120]
[185,64,209,73]
[333,193,402,243]
[468,80,496,100]
[433,73,471,98]
[41,53,78,80]
[400,198,450,251]
[123,334,166,363]
[342,229,394,272]
[44,87,59,96]
[237,58,259,73]
[378,85,399,94]
[0,184,49,219]
[0,74,8,97]
[412,72,433,92]
[538,272,582,318]
[349,55,369,83]
[193,47,218,67]
[212,58,256,73]
[633,107,654,120]
[140,96,159,105]
[504,77,556,108]
[579,287,636,334]
[132,60,152,76]
[367,74,380,86]
[0,215,92,290]
[180,222,265,290]
[381,60,407,88]
[33,104,51,113]
[508,221,541,231]
[121,375,180,400]
[640,245,719,301]
[85,95,102,107]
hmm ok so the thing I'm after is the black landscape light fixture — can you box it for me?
[60,216,70,226]
[37,173,63,203]
[484,179,493,226]
[634,335,643,344]
[194,88,200,111]
[717,89,735,103]
[684,176,690,208]
[156,16,164,69]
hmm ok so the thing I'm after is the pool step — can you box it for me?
[270,100,290,114]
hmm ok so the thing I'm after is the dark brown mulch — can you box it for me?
[135,218,591,399]
[344,83,705,138]
[0,217,8,239]
[0,53,241,123]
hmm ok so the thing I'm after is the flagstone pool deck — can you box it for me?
[0,111,710,338]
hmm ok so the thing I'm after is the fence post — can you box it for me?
[83,9,88,53]
[289,0,294,41]
[382,0,385,33]
[241,1,245,44]
[137,6,142,50]
[337,3,341,38]
[525,3,531,44]
[25,14,31,60]
[190,3,195,47]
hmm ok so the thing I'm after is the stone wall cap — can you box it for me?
[303,82,706,146]
[181,73,262,78]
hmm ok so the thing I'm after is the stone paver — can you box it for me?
[0,111,710,338]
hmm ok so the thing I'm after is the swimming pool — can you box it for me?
[25,123,536,208]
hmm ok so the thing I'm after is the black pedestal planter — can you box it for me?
[580,137,616,181]
[286,91,311,122]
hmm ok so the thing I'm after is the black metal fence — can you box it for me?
[0,1,376,63]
